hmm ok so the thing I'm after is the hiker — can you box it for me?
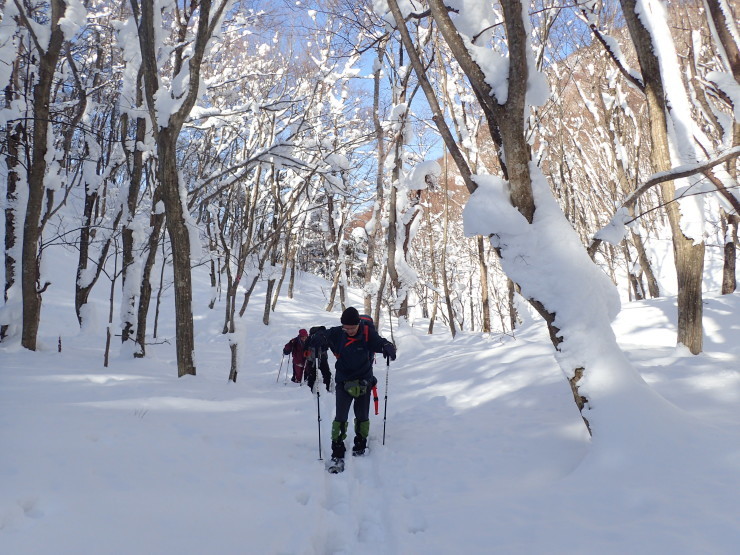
[305,326,333,392]
[283,329,309,383]
[310,307,396,465]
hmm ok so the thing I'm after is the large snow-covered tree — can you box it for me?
[384,0,704,434]
[133,0,232,376]
[6,0,69,350]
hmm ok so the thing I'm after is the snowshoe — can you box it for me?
[327,457,345,474]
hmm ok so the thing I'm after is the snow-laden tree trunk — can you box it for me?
[702,0,740,294]
[364,40,389,317]
[2,57,22,341]
[386,84,410,319]
[136,0,230,376]
[18,0,67,350]
[620,0,705,354]
[387,0,654,433]
[121,72,147,344]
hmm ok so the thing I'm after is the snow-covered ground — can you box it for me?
[1,251,739,554]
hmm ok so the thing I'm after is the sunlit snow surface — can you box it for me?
[1,251,739,554]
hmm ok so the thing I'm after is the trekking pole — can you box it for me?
[382,355,390,445]
[276,354,286,383]
[316,379,323,460]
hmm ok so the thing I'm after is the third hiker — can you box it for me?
[283,329,309,383]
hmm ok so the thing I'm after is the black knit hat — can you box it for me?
[340,306,360,325]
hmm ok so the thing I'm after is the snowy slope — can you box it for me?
[1,251,739,554]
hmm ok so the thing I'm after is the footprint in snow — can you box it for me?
[407,512,427,534]
[295,491,310,506]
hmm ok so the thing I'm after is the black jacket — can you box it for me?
[321,323,391,383]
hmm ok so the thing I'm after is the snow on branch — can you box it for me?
[592,146,740,250]
[577,1,644,91]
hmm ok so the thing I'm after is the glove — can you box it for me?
[283,348,290,356]
[382,343,396,361]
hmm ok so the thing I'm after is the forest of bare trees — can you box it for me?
[1,0,738,427]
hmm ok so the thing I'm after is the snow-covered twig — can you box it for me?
[590,146,740,254]
[622,146,740,214]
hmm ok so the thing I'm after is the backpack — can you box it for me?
[358,314,376,363]
[308,326,327,357]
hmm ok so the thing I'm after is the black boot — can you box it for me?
[330,420,347,462]
[352,435,367,456]
[352,419,370,456]
[331,440,346,460]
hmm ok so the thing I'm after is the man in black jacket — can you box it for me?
[312,307,396,464]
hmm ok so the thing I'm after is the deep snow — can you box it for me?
[1,250,739,554]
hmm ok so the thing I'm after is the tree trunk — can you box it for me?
[385,44,412,321]
[262,278,275,326]
[153,239,167,339]
[440,155,457,339]
[103,249,119,368]
[373,263,387,326]
[228,342,238,383]
[594,75,661,299]
[364,40,388,317]
[325,268,341,312]
[288,253,296,299]
[424,0,590,429]
[134,197,165,357]
[21,0,66,350]
[623,244,644,301]
[272,241,292,312]
[2,63,22,340]
[621,0,705,354]
[158,132,197,376]
[477,236,491,333]
[75,189,98,323]
[262,230,278,326]
[138,0,228,375]
[75,206,122,325]
[121,74,146,342]
[507,279,518,331]
[631,229,661,298]
[721,212,737,294]
[704,0,740,80]
[387,141,404,318]
[707,0,740,294]
[426,199,440,335]
[207,255,218,310]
